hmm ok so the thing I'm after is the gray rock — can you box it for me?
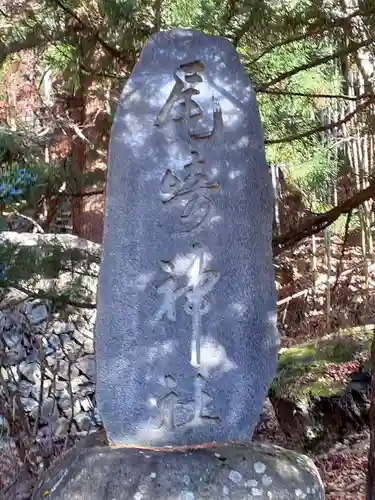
[70,376,88,394]
[41,397,59,420]
[0,367,9,381]
[80,396,93,412]
[42,337,55,356]
[73,331,95,354]
[95,28,279,447]
[2,330,22,348]
[4,345,26,365]
[92,407,103,426]
[78,326,94,341]
[25,349,40,363]
[20,396,39,415]
[55,388,70,403]
[47,333,61,351]
[52,417,71,438]
[75,412,94,432]
[19,360,41,384]
[82,340,94,355]
[7,381,18,393]
[59,331,76,347]
[75,355,95,380]
[46,352,64,368]
[32,439,324,499]
[57,391,81,418]
[76,381,96,397]
[17,379,33,397]
[10,365,19,380]
[54,323,75,336]
[56,359,80,380]
[53,379,68,392]
[31,379,52,401]
[27,301,49,325]
[73,330,89,346]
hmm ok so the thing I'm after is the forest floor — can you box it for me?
[0,233,373,498]
[273,232,374,499]
[254,398,368,499]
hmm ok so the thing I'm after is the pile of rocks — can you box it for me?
[0,298,100,442]
[0,232,101,445]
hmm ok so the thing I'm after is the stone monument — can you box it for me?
[95,27,279,449]
[32,29,325,500]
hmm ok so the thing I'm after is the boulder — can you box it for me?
[32,432,324,499]
[270,327,371,448]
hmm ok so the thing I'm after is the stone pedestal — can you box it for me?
[32,433,324,499]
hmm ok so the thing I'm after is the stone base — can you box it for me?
[32,434,325,499]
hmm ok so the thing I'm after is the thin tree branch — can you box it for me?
[10,210,45,233]
[51,0,128,63]
[249,32,319,66]
[255,88,369,100]
[233,7,363,49]
[265,95,375,144]
[3,281,96,309]
[69,189,104,198]
[273,181,375,255]
[223,0,237,27]
[154,0,162,32]
[332,210,352,293]
[277,255,375,306]
[0,27,69,66]
[258,37,375,91]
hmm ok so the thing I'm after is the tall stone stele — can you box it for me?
[32,29,325,500]
[95,28,279,449]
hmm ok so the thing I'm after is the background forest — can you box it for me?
[2,0,375,499]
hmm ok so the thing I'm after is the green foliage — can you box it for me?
[41,43,81,93]
[271,327,372,399]
[287,147,339,208]
[1,0,375,246]
[0,128,58,213]
[331,212,362,238]
[0,237,100,308]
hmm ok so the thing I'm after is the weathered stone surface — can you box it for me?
[75,412,94,432]
[32,438,324,499]
[41,397,59,420]
[75,354,95,379]
[96,28,279,448]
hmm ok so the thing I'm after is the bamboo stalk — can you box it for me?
[325,229,332,332]
[277,257,375,306]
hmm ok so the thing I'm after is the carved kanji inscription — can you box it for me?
[156,373,219,431]
[152,243,219,367]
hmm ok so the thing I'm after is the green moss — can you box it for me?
[297,377,344,398]
[271,326,372,399]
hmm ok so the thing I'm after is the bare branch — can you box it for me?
[265,95,375,144]
[273,181,375,255]
[154,0,162,32]
[2,282,96,309]
[255,87,369,101]
[0,27,67,65]
[50,0,129,63]
[277,255,375,306]
[234,8,365,49]
[10,211,45,233]
[258,37,375,91]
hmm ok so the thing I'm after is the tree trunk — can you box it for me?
[68,79,88,236]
